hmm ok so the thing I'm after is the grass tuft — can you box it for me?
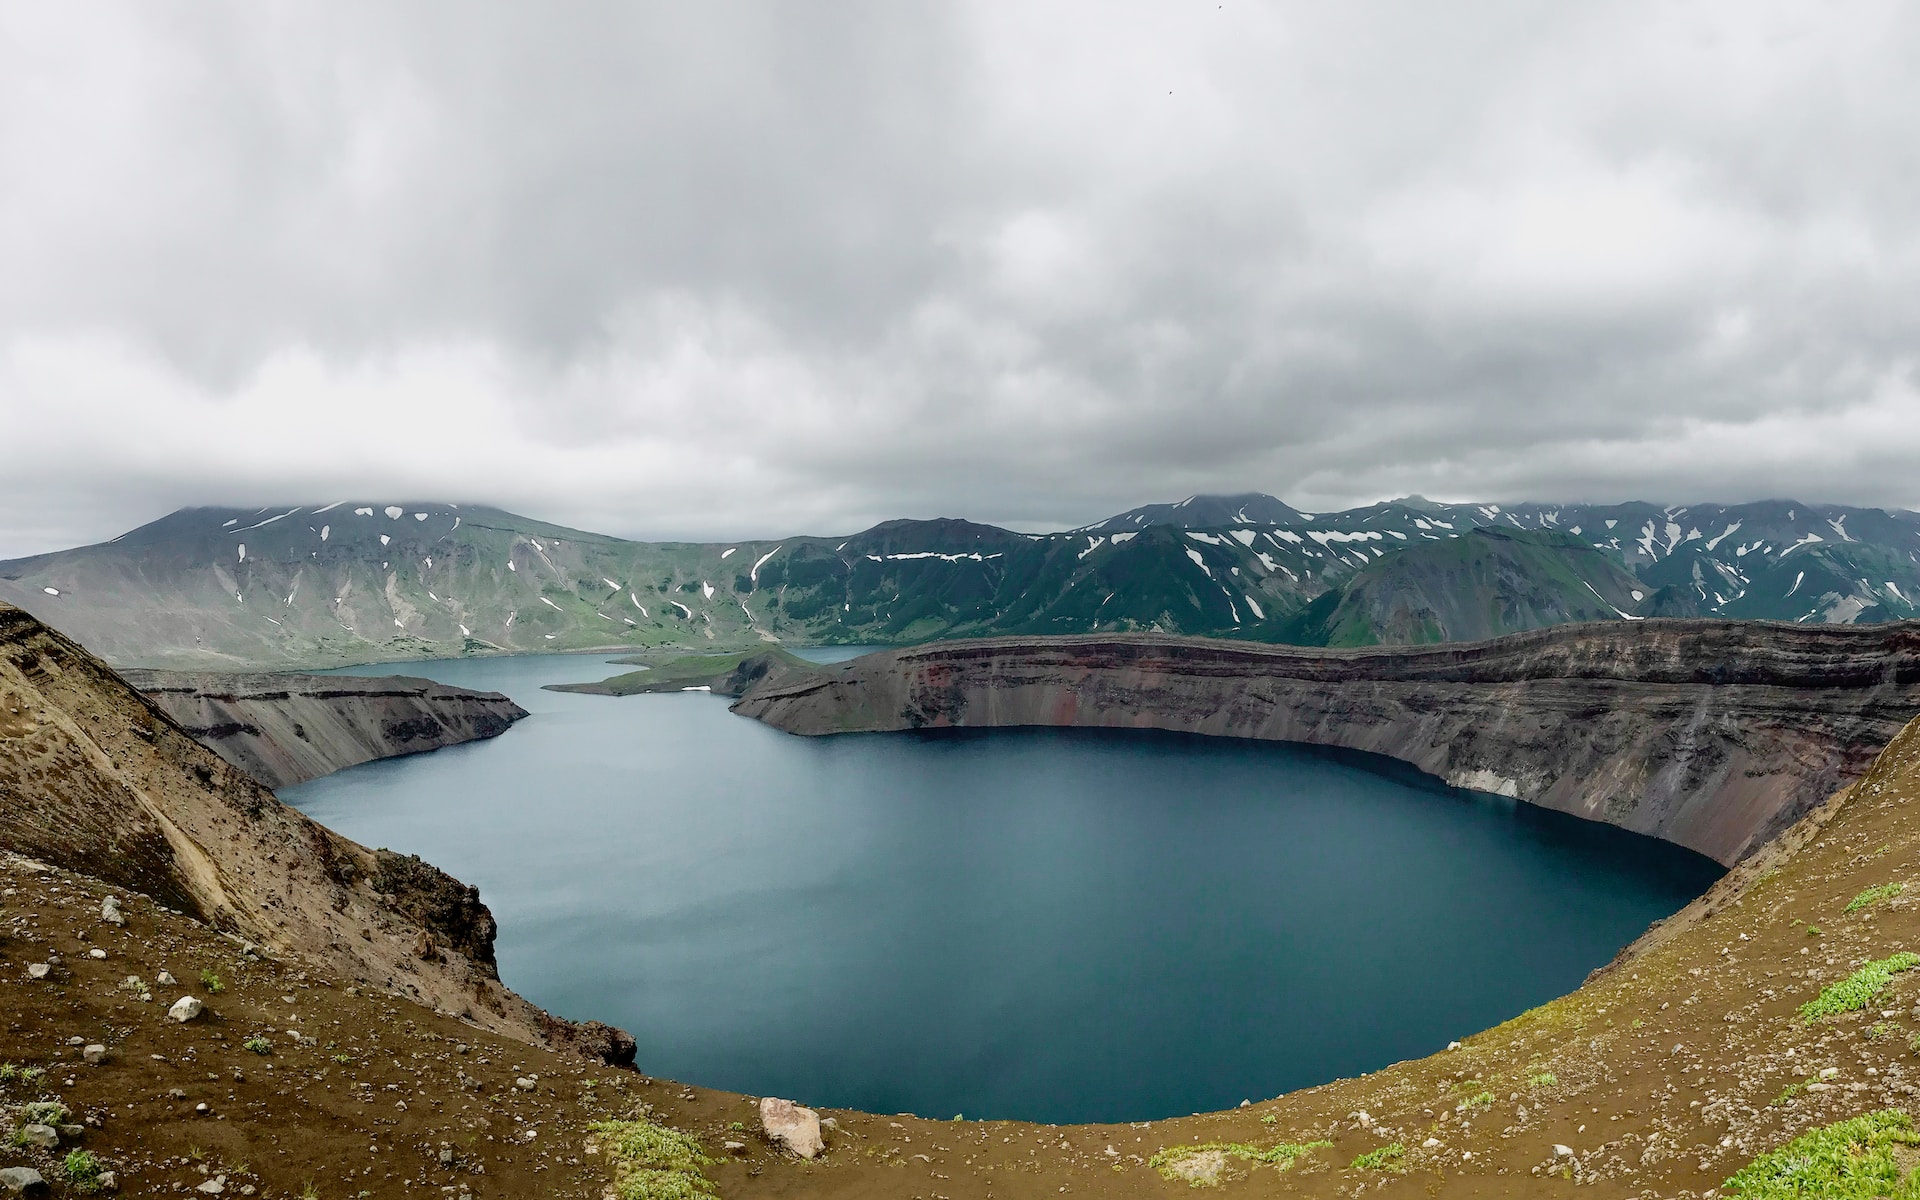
[1147,1141,1330,1186]
[588,1117,715,1200]
[1725,1109,1920,1198]
[1800,953,1920,1024]
[1350,1143,1405,1172]
[63,1149,104,1192]
[1848,883,1906,913]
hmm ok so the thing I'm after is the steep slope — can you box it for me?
[16,665,1920,1195]
[121,670,528,789]
[733,621,1920,865]
[1299,527,1644,646]
[0,601,628,1061]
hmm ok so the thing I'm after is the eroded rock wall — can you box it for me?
[733,621,1920,865]
[0,601,624,1061]
[122,669,526,789]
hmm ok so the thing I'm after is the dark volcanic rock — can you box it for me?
[121,669,527,788]
[733,620,1920,865]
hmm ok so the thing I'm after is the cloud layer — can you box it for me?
[3,1,1917,556]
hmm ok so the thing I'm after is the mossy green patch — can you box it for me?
[1350,1142,1404,1172]
[588,1117,714,1200]
[1725,1109,1920,1198]
[1800,952,1920,1024]
[1847,882,1906,913]
[1147,1140,1330,1186]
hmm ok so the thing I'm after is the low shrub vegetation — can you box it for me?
[1350,1142,1404,1172]
[62,1149,104,1192]
[1847,882,1905,913]
[1147,1139,1330,1185]
[1800,952,1920,1024]
[587,1116,715,1200]
[1725,1109,1920,1197]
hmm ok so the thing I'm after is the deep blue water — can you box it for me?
[284,651,1721,1124]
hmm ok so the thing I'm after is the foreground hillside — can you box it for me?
[2,494,1915,669]
[0,601,626,1064]
[10,708,1920,1195]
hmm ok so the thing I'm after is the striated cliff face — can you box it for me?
[734,620,1920,866]
[121,669,527,789]
[0,601,630,1063]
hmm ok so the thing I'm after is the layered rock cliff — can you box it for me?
[0,600,630,1062]
[121,669,527,789]
[733,620,1920,865]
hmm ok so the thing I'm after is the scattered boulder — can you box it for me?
[17,1123,58,1149]
[513,1076,537,1091]
[1162,1149,1230,1186]
[100,896,125,926]
[168,995,204,1023]
[759,1097,825,1159]
[83,1043,107,1064]
[0,1167,47,1196]
[87,948,106,960]
[25,963,48,979]
[156,970,177,986]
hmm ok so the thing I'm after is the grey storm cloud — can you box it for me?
[2,0,1918,557]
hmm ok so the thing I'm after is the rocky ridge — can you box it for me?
[120,669,527,790]
[0,600,628,1064]
[733,620,1920,865]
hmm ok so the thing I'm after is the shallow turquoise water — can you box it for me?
[284,651,1721,1124]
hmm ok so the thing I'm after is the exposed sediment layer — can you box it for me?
[734,620,1920,865]
[121,668,527,789]
[0,600,629,1063]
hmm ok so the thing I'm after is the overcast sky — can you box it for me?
[3,2,1917,556]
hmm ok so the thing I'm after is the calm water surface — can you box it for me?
[284,651,1721,1124]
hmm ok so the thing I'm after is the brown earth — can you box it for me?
[120,670,527,790]
[4,719,1920,1198]
[13,603,1920,1197]
[733,623,1920,864]
[0,601,621,1064]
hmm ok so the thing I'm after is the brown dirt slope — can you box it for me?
[6,716,1920,1198]
[734,622,1920,864]
[0,601,623,1063]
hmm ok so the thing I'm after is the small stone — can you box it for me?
[95,1172,115,1192]
[1423,1137,1442,1148]
[819,1117,840,1132]
[1553,1144,1575,1157]
[26,963,49,979]
[68,1036,84,1046]
[169,995,205,1023]
[724,1141,747,1154]
[0,1167,48,1196]
[156,971,177,986]
[195,1176,225,1195]
[87,948,107,960]
[17,1124,58,1150]
[1446,1040,1462,1051]
[438,1148,454,1167]
[100,896,125,926]
[513,1077,537,1091]
[760,1096,825,1159]
[195,1102,211,1115]
[167,1088,187,1100]
[83,1044,107,1064]
[58,1125,83,1140]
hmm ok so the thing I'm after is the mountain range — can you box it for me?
[1,493,1915,668]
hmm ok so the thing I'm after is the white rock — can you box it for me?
[82,1044,107,1064]
[760,1096,825,1159]
[157,971,177,986]
[1553,1144,1575,1157]
[87,948,107,960]
[100,897,125,926]
[169,995,205,1023]
[26,963,49,979]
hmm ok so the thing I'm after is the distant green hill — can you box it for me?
[1,493,1915,668]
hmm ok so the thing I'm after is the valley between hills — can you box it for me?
[6,494,1920,1197]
